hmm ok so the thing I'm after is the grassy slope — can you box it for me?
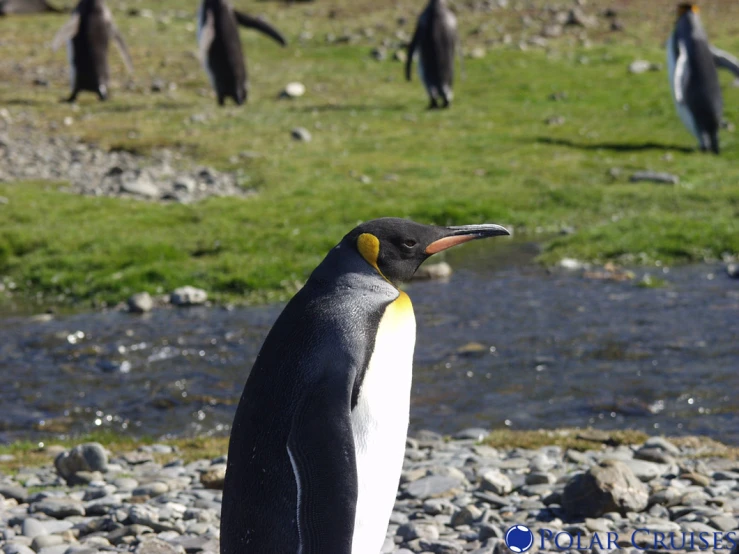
[0,0,738,306]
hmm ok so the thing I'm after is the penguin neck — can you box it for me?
[679,13,705,40]
[308,245,399,300]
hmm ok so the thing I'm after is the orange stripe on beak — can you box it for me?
[425,234,476,254]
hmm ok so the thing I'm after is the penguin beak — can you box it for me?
[425,224,511,255]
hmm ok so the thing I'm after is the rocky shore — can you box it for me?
[0,113,251,204]
[1,431,738,554]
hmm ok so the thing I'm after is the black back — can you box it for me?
[674,12,722,150]
[72,0,110,93]
[201,0,247,105]
[419,0,455,89]
[220,245,394,553]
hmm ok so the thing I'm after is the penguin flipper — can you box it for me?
[287,379,357,553]
[673,40,689,104]
[406,27,419,81]
[233,11,287,47]
[51,12,79,51]
[111,25,134,74]
[198,8,215,64]
[710,45,739,79]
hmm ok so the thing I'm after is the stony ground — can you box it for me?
[0,111,252,204]
[1,431,738,554]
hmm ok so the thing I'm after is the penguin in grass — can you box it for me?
[51,0,133,102]
[406,0,459,109]
[197,0,287,106]
[221,217,510,554]
[668,3,739,153]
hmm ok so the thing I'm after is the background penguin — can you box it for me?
[51,0,133,102]
[406,0,458,109]
[221,218,510,554]
[197,0,287,106]
[668,3,739,153]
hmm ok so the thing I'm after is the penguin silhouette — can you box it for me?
[667,3,739,153]
[52,0,133,102]
[221,218,510,554]
[197,0,287,106]
[406,0,459,109]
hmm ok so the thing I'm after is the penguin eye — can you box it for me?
[402,239,417,249]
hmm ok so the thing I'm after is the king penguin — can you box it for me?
[406,0,459,109]
[221,218,510,554]
[667,3,739,153]
[197,0,287,106]
[51,0,133,102]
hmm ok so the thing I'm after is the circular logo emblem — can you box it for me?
[505,524,534,553]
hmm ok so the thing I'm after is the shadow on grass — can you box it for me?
[3,98,50,107]
[535,136,695,153]
[290,103,408,113]
[93,101,192,114]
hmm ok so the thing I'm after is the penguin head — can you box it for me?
[677,3,699,18]
[345,217,510,286]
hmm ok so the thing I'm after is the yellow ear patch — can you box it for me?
[357,233,381,271]
[691,5,699,13]
[357,232,393,282]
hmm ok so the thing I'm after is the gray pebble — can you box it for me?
[0,484,28,503]
[169,287,207,307]
[405,476,464,499]
[479,470,512,495]
[3,544,37,554]
[291,127,312,142]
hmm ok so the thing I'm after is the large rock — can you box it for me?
[280,82,306,99]
[30,535,64,551]
[200,465,226,490]
[132,481,169,497]
[630,171,679,185]
[643,436,679,455]
[2,544,36,554]
[417,539,463,554]
[562,460,648,518]
[0,483,28,503]
[135,538,185,554]
[170,286,207,306]
[127,292,153,313]
[396,522,440,541]
[405,475,464,499]
[413,262,452,281]
[128,504,160,526]
[617,458,669,482]
[480,470,512,495]
[119,171,159,198]
[54,443,108,485]
[22,518,73,538]
[31,497,85,518]
[291,127,312,142]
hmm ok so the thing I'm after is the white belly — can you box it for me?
[351,292,416,554]
[667,34,699,142]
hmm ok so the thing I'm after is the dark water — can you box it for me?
[1,242,737,444]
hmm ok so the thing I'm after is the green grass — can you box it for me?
[1,0,738,307]
[2,428,737,473]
